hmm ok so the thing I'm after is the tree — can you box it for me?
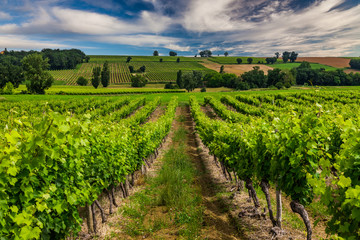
[349,59,360,70]
[101,61,110,87]
[139,65,146,73]
[192,70,203,87]
[199,50,212,57]
[203,72,223,88]
[220,65,225,73]
[247,57,253,64]
[129,65,134,73]
[224,52,229,57]
[240,66,267,88]
[169,51,177,56]
[282,51,290,63]
[76,76,88,86]
[91,66,101,89]
[236,58,243,64]
[275,52,280,59]
[182,72,197,92]
[267,68,286,87]
[0,61,23,89]
[21,53,54,94]
[153,50,159,56]
[131,74,147,87]
[126,56,132,63]
[159,58,163,62]
[176,57,180,63]
[289,51,298,63]
[176,70,183,88]
[266,57,277,64]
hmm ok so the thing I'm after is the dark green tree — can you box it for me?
[349,59,360,69]
[176,70,183,88]
[169,51,177,56]
[153,50,159,56]
[91,66,101,89]
[282,51,290,63]
[139,65,146,72]
[224,52,229,57]
[199,50,212,57]
[126,56,132,63]
[236,58,242,64]
[21,53,53,94]
[289,51,298,63]
[220,65,225,73]
[275,52,280,59]
[128,65,134,73]
[76,76,88,86]
[241,66,267,88]
[192,70,203,87]
[182,72,197,92]
[131,74,148,87]
[159,58,163,62]
[176,57,180,63]
[267,68,286,87]
[247,57,253,64]
[101,61,110,87]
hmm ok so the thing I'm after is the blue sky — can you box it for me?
[0,0,359,56]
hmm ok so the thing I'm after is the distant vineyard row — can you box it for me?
[50,61,213,85]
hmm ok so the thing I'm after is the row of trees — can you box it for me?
[349,58,360,70]
[91,61,110,88]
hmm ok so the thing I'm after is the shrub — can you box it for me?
[349,59,360,70]
[236,58,242,64]
[164,83,179,89]
[0,82,14,94]
[236,81,250,90]
[275,82,284,89]
[139,65,146,73]
[76,76,88,86]
[128,65,134,73]
[200,87,206,92]
[131,74,148,87]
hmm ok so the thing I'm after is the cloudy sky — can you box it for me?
[1,0,359,56]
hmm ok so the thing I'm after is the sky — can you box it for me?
[0,0,360,56]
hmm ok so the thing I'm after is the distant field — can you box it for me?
[50,56,214,85]
[296,57,350,68]
[208,56,273,64]
[89,55,202,63]
[269,62,338,71]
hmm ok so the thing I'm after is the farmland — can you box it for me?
[50,56,213,85]
[1,87,360,239]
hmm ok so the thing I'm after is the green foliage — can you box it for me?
[200,87,206,92]
[176,70,183,88]
[131,74,148,87]
[22,53,54,94]
[240,66,267,88]
[126,56,132,63]
[101,61,110,87]
[265,57,277,64]
[128,65,134,73]
[0,82,14,94]
[199,50,212,57]
[236,58,242,64]
[0,60,23,88]
[247,57,253,64]
[275,81,284,89]
[76,76,88,86]
[282,51,290,63]
[349,59,360,69]
[164,82,179,89]
[153,50,159,56]
[176,57,180,63]
[224,51,229,57]
[182,72,197,92]
[169,51,177,56]
[91,66,101,89]
[139,65,146,73]
[220,65,224,73]
[289,51,298,63]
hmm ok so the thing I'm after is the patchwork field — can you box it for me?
[296,57,350,68]
[50,56,213,85]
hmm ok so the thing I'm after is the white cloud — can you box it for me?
[0,35,69,49]
[0,11,12,20]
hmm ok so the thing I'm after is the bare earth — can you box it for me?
[296,57,350,68]
[200,60,273,76]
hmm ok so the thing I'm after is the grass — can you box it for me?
[268,62,339,71]
[118,125,203,239]
[208,56,271,64]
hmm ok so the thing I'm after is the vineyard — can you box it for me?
[1,90,360,239]
[190,91,360,240]
[50,56,213,85]
[1,96,178,239]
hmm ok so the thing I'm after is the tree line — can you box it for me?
[0,48,89,94]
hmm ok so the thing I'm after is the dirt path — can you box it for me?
[182,106,244,240]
